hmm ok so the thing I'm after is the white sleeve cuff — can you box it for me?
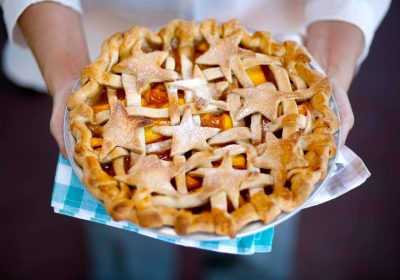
[1,0,83,48]
[305,0,390,64]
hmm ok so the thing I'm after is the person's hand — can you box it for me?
[305,21,364,146]
[50,78,79,156]
[328,79,354,147]
[18,2,89,156]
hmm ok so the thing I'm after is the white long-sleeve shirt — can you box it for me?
[0,0,391,92]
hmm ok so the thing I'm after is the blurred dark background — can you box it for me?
[0,2,399,280]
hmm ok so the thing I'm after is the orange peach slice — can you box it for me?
[200,113,233,131]
[186,175,202,191]
[246,65,267,86]
[92,100,127,113]
[90,137,103,148]
[232,154,246,169]
[144,125,164,144]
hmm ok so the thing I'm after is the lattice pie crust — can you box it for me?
[67,19,339,237]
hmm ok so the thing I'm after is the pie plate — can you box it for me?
[64,56,341,242]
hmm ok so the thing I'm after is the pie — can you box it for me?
[67,19,339,238]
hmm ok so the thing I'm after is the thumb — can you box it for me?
[50,103,67,157]
[50,89,71,157]
[331,81,354,146]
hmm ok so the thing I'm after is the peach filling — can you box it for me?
[186,175,203,192]
[246,65,267,86]
[212,154,247,169]
[90,81,250,168]
[200,113,233,131]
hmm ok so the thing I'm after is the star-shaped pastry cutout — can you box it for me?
[195,32,254,82]
[153,108,220,156]
[99,102,152,161]
[167,78,227,110]
[115,154,183,196]
[190,153,254,209]
[231,78,329,121]
[112,49,179,93]
[253,132,308,173]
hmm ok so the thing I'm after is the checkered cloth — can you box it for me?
[51,145,369,255]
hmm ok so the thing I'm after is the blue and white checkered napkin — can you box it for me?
[51,146,369,255]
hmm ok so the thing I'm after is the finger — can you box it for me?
[51,82,77,157]
[340,117,352,147]
[331,82,354,147]
[60,146,67,157]
[50,91,70,157]
[50,111,67,157]
[340,110,355,146]
[50,126,67,156]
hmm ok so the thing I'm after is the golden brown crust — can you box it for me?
[67,19,338,238]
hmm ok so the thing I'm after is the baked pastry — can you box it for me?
[67,19,339,238]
